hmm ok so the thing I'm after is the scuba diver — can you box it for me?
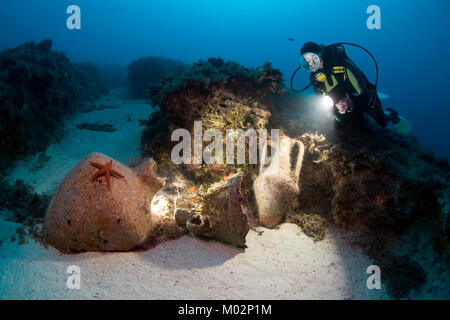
[292,41,406,131]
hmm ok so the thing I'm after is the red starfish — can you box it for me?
[90,160,125,190]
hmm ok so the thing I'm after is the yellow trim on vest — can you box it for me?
[332,66,346,73]
[346,69,362,95]
[324,75,339,93]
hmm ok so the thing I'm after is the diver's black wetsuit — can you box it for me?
[310,45,390,128]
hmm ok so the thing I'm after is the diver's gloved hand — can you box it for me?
[386,107,401,125]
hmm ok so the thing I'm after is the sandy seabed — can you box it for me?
[0,92,389,299]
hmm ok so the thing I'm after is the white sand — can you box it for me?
[0,91,389,300]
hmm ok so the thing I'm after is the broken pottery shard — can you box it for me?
[43,152,160,252]
[254,135,304,228]
[187,173,249,247]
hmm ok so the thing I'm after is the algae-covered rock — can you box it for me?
[293,128,449,253]
[147,57,282,131]
[141,57,284,196]
[0,40,77,171]
[0,40,108,172]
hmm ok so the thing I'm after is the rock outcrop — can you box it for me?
[0,40,108,172]
[143,57,283,159]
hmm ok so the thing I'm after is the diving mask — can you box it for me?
[301,52,321,72]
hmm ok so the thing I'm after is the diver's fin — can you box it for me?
[394,115,413,135]
[384,111,413,135]
[377,91,390,101]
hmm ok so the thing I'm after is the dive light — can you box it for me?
[321,95,334,110]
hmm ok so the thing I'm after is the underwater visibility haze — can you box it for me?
[1,0,449,157]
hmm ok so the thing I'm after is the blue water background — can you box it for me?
[0,0,449,157]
